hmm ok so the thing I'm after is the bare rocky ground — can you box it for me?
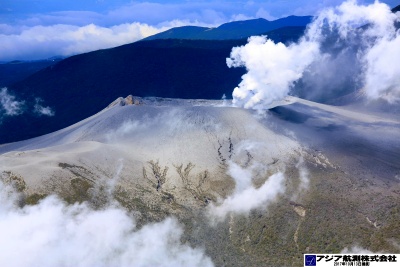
[1,96,399,266]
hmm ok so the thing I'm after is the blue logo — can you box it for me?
[305,255,316,266]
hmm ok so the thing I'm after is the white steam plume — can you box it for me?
[0,182,214,267]
[0,87,25,116]
[105,108,220,143]
[105,119,145,142]
[291,157,310,200]
[208,161,285,222]
[227,35,319,109]
[363,34,400,103]
[34,98,55,116]
[228,0,400,108]
[0,88,57,120]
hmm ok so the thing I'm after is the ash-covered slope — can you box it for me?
[1,96,399,266]
[0,96,300,191]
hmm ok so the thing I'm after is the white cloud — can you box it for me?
[1,1,283,61]
[363,34,400,102]
[8,1,396,28]
[156,19,217,29]
[0,89,57,119]
[102,2,228,27]
[0,15,226,61]
[0,182,214,267]
[0,87,24,116]
[208,161,285,222]
[34,98,55,116]
[1,0,355,61]
[230,14,256,22]
[228,0,400,107]
[0,22,170,61]
[0,23,18,34]
[256,8,278,21]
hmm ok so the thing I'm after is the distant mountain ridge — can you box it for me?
[144,16,312,40]
[0,58,62,87]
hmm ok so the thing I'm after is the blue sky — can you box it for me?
[1,0,398,26]
[0,0,398,60]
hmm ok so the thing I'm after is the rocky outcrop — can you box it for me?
[106,95,143,109]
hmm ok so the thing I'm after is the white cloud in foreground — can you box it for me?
[0,87,24,116]
[208,162,285,222]
[228,0,400,107]
[0,22,170,61]
[0,184,213,267]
